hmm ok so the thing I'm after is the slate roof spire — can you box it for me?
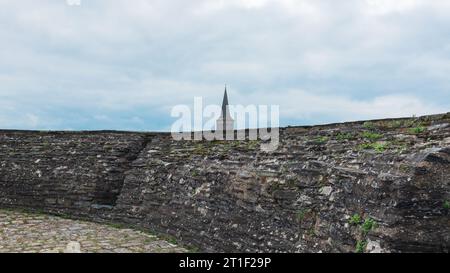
[221,85,230,119]
[216,85,235,133]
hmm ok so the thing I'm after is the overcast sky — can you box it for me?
[0,0,449,131]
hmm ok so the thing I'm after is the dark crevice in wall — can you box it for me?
[93,134,153,207]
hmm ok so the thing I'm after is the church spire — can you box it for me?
[216,85,235,133]
[221,85,229,118]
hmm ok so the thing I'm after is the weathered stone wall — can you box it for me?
[0,114,449,253]
[0,131,148,214]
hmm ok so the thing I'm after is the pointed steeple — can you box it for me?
[216,85,235,133]
[221,85,230,119]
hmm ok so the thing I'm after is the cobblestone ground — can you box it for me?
[0,209,188,253]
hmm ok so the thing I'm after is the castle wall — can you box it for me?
[0,131,148,216]
[0,114,449,252]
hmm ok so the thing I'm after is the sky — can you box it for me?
[0,0,449,131]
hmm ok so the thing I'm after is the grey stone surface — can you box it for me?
[0,209,187,253]
[1,113,450,253]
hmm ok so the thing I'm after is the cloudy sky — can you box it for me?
[0,0,449,131]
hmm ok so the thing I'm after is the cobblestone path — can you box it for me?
[0,209,188,253]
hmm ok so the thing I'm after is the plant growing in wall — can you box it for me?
[349,214,362,225]
[350,214,378,253]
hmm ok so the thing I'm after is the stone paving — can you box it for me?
[0,209,188,253]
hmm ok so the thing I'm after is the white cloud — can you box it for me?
[365,0,424,15]
[0,0,449,130]
[233,89,445,124]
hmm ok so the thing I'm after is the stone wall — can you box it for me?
[0,131,149,214]
[0,114,449,253]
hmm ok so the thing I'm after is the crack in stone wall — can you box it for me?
[104,133,157,206]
